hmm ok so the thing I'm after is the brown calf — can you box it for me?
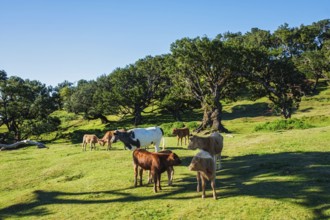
[148,150,175,186]
[98,130,115,150]
[133,149,181,193]
[172,127,190,146]
[82,134,99,151]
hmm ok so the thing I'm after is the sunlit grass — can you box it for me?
[0,85,329,219]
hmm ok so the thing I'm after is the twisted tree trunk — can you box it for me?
[0,140,48,151]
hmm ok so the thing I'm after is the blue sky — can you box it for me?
[1,0,329,86]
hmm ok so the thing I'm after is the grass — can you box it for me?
[0,85,330,219]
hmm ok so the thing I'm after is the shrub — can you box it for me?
[160,121,186,136]
[255,118,314,131]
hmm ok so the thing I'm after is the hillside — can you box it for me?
[0,85,329,219]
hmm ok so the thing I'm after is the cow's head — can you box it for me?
[172,128,178,136]
[111,130,140,150]
[98,139,106,146]
[168,152,182,165]
[187,135,199,150]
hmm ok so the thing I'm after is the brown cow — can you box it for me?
[189,150,217,199]
[98,130,115,150]
[133,149,181,193]
[82,134,99,151]
[188,132,223,170]
[172,127,190,146]
[148,150,175,186]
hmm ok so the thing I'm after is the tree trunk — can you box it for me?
[195,107,229,133]
[0,140,48,150]
[195,85,229,133]
[133,106,143,126]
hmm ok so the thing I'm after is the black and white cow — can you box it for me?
[111,126,165,152]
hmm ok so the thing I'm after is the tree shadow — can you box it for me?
[1,152,328,219]
[223,102,272,120]
[218,151,330,219]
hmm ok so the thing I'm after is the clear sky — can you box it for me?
[1,0,329,86]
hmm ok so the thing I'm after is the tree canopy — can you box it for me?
[1,19,329,141]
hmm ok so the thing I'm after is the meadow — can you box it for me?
[0,85,329,220]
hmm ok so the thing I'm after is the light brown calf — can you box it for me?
[82,134,99,151]
[98,130,115,150]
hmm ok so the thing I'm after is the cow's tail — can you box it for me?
[159,127,165,150]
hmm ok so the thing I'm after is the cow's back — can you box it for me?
[133,149,159,170]
[132,127,163,147]
[210,132,223,155]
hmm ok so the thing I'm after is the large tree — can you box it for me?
[0,71,58,141]
[110,55,169,125]
[171,37,243,132]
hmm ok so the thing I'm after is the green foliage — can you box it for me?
[255,118,314,131]
[161,121,186,136]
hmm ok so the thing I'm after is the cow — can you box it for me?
[82,134,99,151]
[187,132,224,170]
[133,149,181,193]
[172,127,190,146]
[111,126,165,152]
[148,150,175,186]
[189,149,217,199]
[98,130,116,150]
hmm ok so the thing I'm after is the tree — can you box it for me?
[110,55,169,125]
[171,37,242,132]
[0,71,58,141]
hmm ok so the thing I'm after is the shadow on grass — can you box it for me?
[1,152,329,219]
[223,102,272,120]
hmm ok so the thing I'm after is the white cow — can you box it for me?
[111,126,165,152]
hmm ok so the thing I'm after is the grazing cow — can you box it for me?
[148,150,175,186]
[188,132,224,170]
[98,130,115,150]
[111,126,165,152]
[189,149,217,199]
[133,149,181,193]
[172,127,190,146]
[82,134,99,151]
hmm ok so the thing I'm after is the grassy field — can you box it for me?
[0,86,329,219]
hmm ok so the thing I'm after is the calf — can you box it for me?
[82,134,99,151]
[189,150,217,199]
[148,150,175,186]
[133,149,181,193]
[172,127,190,146]
[188,132,223,170]
[98,130,115,150]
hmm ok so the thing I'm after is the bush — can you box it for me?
[255,118,314,131]
[160,122,186,136]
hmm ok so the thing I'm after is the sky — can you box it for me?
[1,0,329,87]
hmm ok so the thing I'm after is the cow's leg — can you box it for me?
[196,172,201,192]
[158,173,162,191]
[148,170,153,184]
[152,171,158,193]
[201,176,206,199]
[218,155,222,170]
[211,178,217,200]
[154,141,161,152]
[90,142,93,151]
[139,168,143,186]
[134,164,138,187]
[177,137,179,146]
[82,142,85,151]
[180,137,183,146]
[167,166,173,186]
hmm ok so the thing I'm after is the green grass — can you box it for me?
[1,85,330,219]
